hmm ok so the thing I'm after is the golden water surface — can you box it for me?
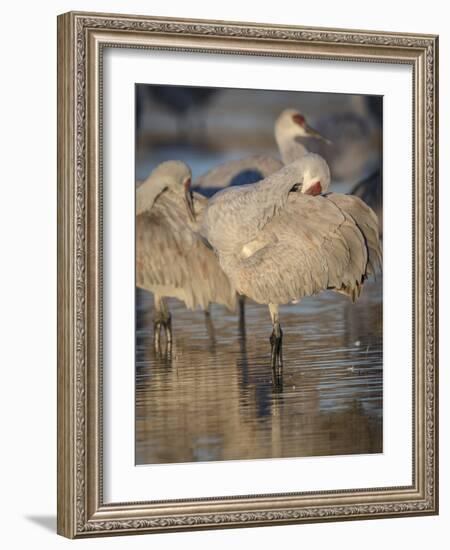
[135,279,382,465]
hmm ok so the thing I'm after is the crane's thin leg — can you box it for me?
[269,304,283,388]
[160,298,172,356]
[153,295,172,355]
[153,295,162,353]
[204,306,216,346]
[238,295,246,338]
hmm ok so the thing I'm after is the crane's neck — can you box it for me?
[274,127,310,164]
[136,176,167,216]
[256,159,307,193]
[249,158,310,230]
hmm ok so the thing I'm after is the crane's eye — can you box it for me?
[289,183,301,193]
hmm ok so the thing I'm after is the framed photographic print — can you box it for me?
[57,11,439,538]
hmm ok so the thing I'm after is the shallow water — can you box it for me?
[135,278,382,465]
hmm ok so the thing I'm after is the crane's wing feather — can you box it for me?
[136,192,236,311]
[200,162,305,254]
[326,193,382,276]
[231,193,377,305]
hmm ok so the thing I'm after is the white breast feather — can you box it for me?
[240,239,266,259]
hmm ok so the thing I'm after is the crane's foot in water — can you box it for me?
[238,295,246,339]
[153,314,172,358]
[270,323,283,390]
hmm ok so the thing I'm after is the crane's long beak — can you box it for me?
[303,123,333,145]
[184,179,196,222]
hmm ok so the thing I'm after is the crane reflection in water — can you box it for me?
[135,278,382,465]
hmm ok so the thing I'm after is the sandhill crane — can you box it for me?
[193,108,330,197]
[136,160,236,352]
[195,154,382,385]
[193,108,330,327]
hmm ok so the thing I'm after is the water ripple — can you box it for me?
[136,279,382,464]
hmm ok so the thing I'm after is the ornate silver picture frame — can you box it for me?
[57,11,438,538]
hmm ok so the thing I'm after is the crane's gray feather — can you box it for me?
[201,176,381,306]
[136,189,236,311]
[201,160,311,253]
[326,193,382,276]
